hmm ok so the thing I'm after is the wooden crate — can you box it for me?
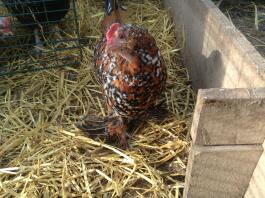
[163,0,265,197]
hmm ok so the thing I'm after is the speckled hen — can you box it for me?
[92,0,167,147]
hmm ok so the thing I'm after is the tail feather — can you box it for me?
[101,0,124,33]
[105,0,119,16]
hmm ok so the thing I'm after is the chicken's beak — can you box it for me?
[105,38,126,53]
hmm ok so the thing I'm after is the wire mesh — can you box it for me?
[0,0,82,76]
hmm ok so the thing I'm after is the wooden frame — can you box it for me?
[163,0,265,197]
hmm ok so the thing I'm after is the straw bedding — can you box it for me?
[213,0,265,57]
[0,0,195,197]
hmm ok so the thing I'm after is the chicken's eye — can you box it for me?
[119,33,125,39]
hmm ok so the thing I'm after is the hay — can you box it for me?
[0,0,81,74]
[213,0,265,57]
[0,0,195,197]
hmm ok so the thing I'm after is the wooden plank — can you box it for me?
[216,0,253,6]
[164,0,265,89]
[244,141,265,198]
[183,144,263,198]
[191,88,265,145]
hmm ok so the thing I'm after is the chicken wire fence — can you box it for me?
[0,0,82,76]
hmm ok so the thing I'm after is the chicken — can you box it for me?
[0,17,13,39]
[85,0,167,147]
[2,0,70,55]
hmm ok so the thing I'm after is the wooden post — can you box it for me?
[191,88,265,145]
[183,88,265,198]
[184,144,262,198]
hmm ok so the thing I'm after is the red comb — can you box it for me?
[2,17,11,33]
[106,23,120,43]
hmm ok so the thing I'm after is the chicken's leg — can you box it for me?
[106,116,130,148]
[33,28,43,57]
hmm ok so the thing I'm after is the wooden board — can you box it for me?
[164,0,265,89]
[184,144,263,198]
[191,88,265,145]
